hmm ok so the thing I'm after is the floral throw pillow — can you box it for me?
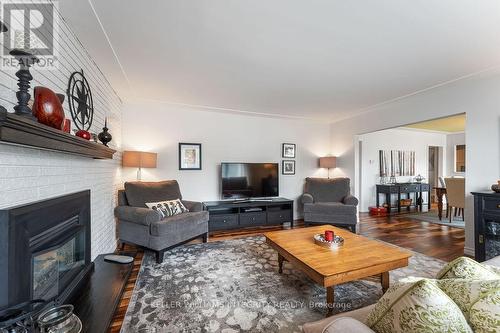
[146,199,189,218]
[436,279,500,320]
[436,257,499,280]
[366,279,472,333]
[469,287,500,332]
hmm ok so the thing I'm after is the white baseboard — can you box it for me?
[464,246,475,257]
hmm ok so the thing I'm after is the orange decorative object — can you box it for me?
[32,86,65,130]
[400,199,412,207]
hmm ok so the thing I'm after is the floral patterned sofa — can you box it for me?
[303,256,500,333]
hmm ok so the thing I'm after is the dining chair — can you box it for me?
[444,177,465,222]
[438,177,450,218]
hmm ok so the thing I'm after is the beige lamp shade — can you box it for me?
[319,156,336,169]
[122,151,157,168]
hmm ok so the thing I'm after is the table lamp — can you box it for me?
[122,151,157,181]
[319,156,336,179]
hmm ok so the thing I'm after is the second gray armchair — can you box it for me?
[301,177,359,233]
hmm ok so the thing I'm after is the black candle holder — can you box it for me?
[98,118,113,147]
[10,49,39,120]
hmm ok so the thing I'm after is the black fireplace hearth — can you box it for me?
[0,191,93,309]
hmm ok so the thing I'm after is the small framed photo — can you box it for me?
[282,143,296,158]
[282,160,295,175]
[179,143,202,170]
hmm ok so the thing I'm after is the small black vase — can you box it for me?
[98,118,112,147]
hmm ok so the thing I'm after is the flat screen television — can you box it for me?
[221,162,279,199]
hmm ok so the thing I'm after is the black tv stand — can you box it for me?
[203,197,294,231]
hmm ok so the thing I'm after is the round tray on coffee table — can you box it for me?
[313,234,344,249]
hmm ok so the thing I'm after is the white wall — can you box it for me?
[446,132,466,177]
[358,128,447,212]
[121,101,331,218]
[0,9,122,260]
[330,69,500,256]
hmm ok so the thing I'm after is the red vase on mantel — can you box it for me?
[32,86,65,130]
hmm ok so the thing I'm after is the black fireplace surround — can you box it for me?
[0,191,93,309]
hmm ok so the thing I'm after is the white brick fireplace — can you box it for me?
[0,2,123,259]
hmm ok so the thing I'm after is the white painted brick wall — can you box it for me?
[0,2,123,259]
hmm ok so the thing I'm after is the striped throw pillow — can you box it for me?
[146,199,188,218]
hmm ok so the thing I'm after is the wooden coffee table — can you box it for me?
[264,225,411,314]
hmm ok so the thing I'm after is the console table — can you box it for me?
[376,183,430,214]
[203,198,294,231]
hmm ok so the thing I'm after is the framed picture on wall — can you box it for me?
[179,143,202,170]
[282,160,295,175]
[282,143,296,158]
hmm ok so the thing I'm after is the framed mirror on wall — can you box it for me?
[455,144,466,173]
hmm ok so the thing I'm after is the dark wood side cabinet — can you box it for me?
[472,192,500,262]
[204,198,294,231]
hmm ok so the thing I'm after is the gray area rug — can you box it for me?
[405,211,465,229]
[121,236,445,333]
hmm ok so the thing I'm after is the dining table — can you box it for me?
[434,186,447,220]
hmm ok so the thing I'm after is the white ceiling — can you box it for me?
[60,0,500,122]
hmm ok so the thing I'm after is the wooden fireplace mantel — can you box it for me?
[0,108,116,159]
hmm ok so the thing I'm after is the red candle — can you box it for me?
[325,230,334,242]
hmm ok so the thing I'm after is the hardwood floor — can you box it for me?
[108,251,144,333]
[358,212,464,262]
[108,210,464,332]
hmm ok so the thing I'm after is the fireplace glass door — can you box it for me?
[485,220,500,261]
[32,228,85,301]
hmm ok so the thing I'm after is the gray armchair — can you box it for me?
[301,177,359,233]
[114,180,209,263]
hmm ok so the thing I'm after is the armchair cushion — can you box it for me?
[343,195,359,206]
[114,206,162,226]
[182,200,203,212]
[124,180,182,208]
[150,211,209,236]
[302,193,314,204]
[305,177,351,203]
[304,202,357,215]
